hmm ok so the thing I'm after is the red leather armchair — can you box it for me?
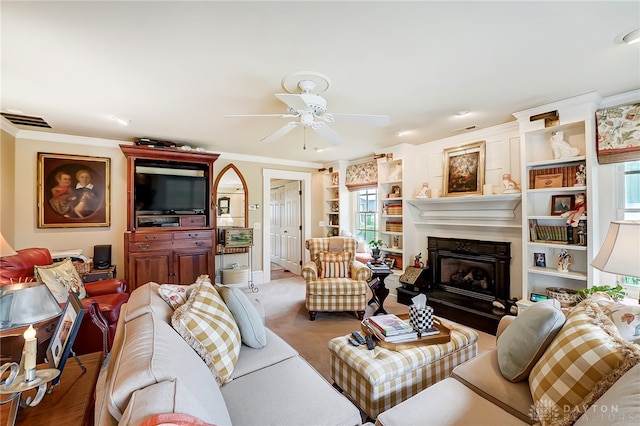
[0,248,129,356]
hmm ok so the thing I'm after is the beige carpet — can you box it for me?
[258,275,496,383]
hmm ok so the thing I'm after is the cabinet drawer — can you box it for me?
[173,230,213,240]
[128,233,173,243]
[128,241,174,251]
[173,239,212,250]
[179,216,207,227]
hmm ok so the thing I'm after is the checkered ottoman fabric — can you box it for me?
[328,317,478,419]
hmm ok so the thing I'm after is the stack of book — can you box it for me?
[365,314,437,343]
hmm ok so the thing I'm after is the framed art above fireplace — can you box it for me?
[443,141,485,197]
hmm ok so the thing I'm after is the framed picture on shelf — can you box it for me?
[534,252,546,268]
[38,153,110,228]
[443,141,485,197]
[46,292,85,386]
[551,195,574,215]
[383,258,395,269]
[222,227,254,247]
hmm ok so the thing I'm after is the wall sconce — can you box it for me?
[374,153,393,161]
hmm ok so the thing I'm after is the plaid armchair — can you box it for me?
[302,237,372,321]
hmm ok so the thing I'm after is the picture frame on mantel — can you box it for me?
[443,141,485,197]
[38,153,110,228]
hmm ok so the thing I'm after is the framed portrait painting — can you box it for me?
[443,141,485,197]
[551,194,574,215]
[38,153,110,228]
[46,292,85,386]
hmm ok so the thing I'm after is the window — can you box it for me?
[621,160,640,219]
[354,188,378,243]
[617,160,640,297]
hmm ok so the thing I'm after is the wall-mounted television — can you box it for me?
[135,165,207,214]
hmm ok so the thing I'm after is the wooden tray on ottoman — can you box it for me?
[362,314,451,350]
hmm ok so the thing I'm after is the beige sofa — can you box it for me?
[376,296,640,426]
[95,281,361,426]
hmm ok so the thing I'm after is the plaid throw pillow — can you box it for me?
[172,277,241,385]
[528,298,640,426]
[316,251,352,278]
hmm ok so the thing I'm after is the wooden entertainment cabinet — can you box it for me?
[120,145,220,290]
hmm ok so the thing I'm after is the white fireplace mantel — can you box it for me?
[407,194,522,223]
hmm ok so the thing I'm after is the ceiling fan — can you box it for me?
[226,72,389,146]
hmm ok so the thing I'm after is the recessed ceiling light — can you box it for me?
[395,130,413,137]
[622,28,640,44]
[455,111,469,117]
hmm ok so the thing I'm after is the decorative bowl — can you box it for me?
[545,287,579,307]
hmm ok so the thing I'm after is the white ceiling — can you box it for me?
[2,1,639,165]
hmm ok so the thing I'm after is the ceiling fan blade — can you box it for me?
[312,123,346,145]
[261,121,299,143]
[275,93,311,111]
[225,113,297,118]
[327,113,390,126]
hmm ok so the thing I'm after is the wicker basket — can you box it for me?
[73,260,93,274]
[545,287,578,307]
[387,206,403,215]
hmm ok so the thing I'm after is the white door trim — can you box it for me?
[262,169,312,283]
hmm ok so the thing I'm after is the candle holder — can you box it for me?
[0,361,60,426]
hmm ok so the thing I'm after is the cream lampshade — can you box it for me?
[0,233,18,257]
[591,220,640,279]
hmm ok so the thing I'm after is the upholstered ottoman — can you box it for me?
[328,317,478,419]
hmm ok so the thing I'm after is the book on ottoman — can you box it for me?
[368,314,413,336]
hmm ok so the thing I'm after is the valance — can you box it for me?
[596,102,640,164]
[345,161,377,190]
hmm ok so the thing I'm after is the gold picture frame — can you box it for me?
[443,141,485,197]
[38,153,110,228]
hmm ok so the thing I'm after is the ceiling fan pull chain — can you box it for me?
[303,126,307,150]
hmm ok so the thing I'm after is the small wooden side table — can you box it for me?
[1,352,104,426]
[367,263,392,315]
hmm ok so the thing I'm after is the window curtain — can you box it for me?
[595,103,640,164]
[345,161,378,191]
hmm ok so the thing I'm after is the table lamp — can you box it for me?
[0,237,64,425]
[591,220,640,301]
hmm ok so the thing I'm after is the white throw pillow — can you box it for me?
[217,286,267,349]
[158,283,196,310]
[35,258,86,303]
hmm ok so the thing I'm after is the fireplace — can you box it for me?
[397,236,511,335]
[430,237,510,303]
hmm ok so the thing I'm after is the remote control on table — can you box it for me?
[348,337,360,346]
[351,331,366,345]
[365,334,375,350]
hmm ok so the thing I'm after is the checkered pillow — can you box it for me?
[528,298,640,426]
[172,277,241,385]
[316,251,352,278]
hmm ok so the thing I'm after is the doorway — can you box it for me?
[262,169,312,283]
[270,180,301,274]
